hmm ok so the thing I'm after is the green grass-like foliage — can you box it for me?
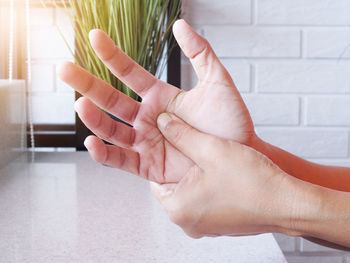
[47,0,181,101]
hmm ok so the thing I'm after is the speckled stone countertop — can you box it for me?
[0,152,286,263]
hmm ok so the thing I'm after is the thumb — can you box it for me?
[157,113,219,167]
[173,19,231,85]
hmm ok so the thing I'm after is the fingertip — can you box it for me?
[57,61,75,82]
[173,19,184,30]
[73,96,84,112]
[88,29,103,44]
[172,19,205,59]
[84,135,107,163]
[172,19,190,36]
[84,135,95,150]
[88,29,116,61]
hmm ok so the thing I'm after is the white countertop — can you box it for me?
[0,152,287,263]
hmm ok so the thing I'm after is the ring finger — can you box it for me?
[75,96,136,149]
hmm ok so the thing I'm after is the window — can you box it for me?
[2,0,181,150]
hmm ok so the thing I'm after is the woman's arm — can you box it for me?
[251,136,350,192]
[279,175,350,247]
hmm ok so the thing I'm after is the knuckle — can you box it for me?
[202,39,211,51]
[93,110,103,129]
[105,122,117,142]
[128,129,136,147]
[191,44,208,60]
[82,75,95,95]
[102,46,118,62]
[100,146,110,165]
[130,103,140,123]
[105,91,120,111]
[120,62,134,78]
[118,149,127,169]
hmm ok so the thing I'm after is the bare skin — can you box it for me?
[58,19,350,191]
[58,19,254,184]
[151,113,350,248]
[58,19,350,247]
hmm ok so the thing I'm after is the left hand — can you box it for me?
[58,20,255,184]
[151,112,291,238]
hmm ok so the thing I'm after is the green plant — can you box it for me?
[46,0,181,101]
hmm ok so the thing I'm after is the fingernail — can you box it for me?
[83,138,90,150]
[84,136,94,151]
[89,29,98,41]
[157,113,172,131]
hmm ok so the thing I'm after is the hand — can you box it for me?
[151,112,289,238]
[58,19,254,183]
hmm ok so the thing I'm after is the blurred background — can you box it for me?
[1,0,350,262]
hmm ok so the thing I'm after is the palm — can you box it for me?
[135,81,252,183]
[59,20,254,183]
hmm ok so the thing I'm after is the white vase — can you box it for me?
[0,79,26,168]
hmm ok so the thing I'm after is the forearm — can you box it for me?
[251,135,350,192]
[278,176,350,248]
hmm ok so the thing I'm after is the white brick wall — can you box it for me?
[243,95,300,126]
[306,29,350,59]
[182,0,350,261]
[257,0,350,26]
[30,7,75,124]
[204,27,301,58]
[307,96,350,126]
[257,64,350,94]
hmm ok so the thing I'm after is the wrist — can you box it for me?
[274,175,323,237]
[247,134,273,160]
[247,134,302,178]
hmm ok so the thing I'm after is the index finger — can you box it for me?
[89,29,161,97]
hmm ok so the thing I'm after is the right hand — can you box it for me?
[151,112,289,238]
[58,19,255,183]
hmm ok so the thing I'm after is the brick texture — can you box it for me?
[30,8,75,124]
[204,27,301,58]
[220,60,251,92]
[242,95,299,125]
[182,0,251,25]
[257,0,350,25]
[258,64,350,94]
[307,96,350,126]
[306,29,350,58]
